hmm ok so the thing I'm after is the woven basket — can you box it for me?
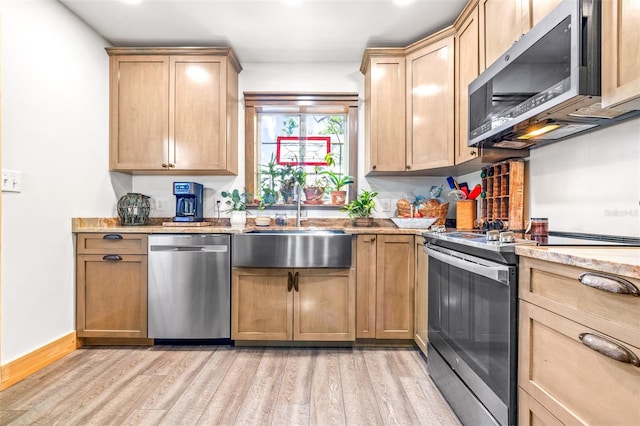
[397,199,448,226]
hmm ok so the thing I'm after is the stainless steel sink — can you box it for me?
[233,229,352,268]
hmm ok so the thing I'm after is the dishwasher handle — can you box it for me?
[150,245,229,253]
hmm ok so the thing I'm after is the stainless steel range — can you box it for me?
[423,229,536,426]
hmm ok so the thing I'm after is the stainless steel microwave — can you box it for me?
[467,0,638,149]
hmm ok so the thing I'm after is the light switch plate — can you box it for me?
[2,169,22,193]
[381,199,391,212]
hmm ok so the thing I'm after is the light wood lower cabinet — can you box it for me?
[232,268,355,341]
[76,233,148,338]
[356,234,415,340]
[414,236,428,355]
[518,255,640,425]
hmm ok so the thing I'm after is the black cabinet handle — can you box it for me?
[293,271,299,292]
[103,234,123,240]
[102,255,122,261]
[287,271,293,292]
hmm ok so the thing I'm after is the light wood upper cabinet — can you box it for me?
[362,52,407,173]
[602,0,640,109]
[107,48,240,174]
[479,0,521,69]
[454,5,481,165]
[520,0,563,30]
[232,267,355,342]
[76,233,148,338]
[356,234,415,340]
[406,35,455,170]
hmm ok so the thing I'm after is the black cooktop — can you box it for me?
[532,232,640,246]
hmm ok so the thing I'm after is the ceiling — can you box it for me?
[58,0,467,63]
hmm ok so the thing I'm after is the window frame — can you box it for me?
[244,92,359,208]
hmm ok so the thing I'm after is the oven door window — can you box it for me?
[428,255,514,403]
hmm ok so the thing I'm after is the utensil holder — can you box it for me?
[456,200,477,230]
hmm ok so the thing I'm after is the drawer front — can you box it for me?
[518,388,563,426]
[520,256,640,347]
[77,233,148,254]
[519,301,640,425]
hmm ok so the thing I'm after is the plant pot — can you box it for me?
[353,217,374,227]
[330,190,347,205]
[230,210,247,227]
[303,186,325,202]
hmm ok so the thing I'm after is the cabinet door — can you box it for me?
[519,301,640,425]
[455,6,481,165]
[170,56,230,171]
[294,268,355,341]
[232,268,293,340]
[520,0,563,30]
[406,36,455,170]
[602,0,640,109]
[480,0,520,69]
[76,254,148,338]
[414,237,428,355]
[356,235,377,338]
[365,56,406,173]
[109,55,169,171]
[376,235,415,339]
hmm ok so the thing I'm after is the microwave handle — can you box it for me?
[425,246,511,285]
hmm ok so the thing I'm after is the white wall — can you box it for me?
[527,116,640,237]
[0,0,124,363]
[133,62,450,219]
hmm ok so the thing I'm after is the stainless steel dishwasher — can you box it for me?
[148,234,230,339]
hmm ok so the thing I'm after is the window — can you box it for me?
[244,93,358,208]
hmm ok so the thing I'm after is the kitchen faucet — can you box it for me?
[294,182,305,227]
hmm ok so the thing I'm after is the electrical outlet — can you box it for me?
[1,169,22,193]
[381,199,391,212]
[156,198,165,210]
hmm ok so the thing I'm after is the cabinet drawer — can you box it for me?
[77,233,148,254]
[518,388,562,426]
[520,256,640,347]
[519,302,640,425]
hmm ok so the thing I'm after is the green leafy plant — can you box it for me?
[259,154,280,206]
[341,190,379,219]
[220,189,249,212]
[321,170,354,192]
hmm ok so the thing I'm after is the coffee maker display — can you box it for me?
[173,182,204,222]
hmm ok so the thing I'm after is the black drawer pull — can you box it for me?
[103,234,123,240]
[578,272,639,296]
[287,271,293,292]
[579,333,640,367]
[102,255,123,261]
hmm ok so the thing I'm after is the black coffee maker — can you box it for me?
[173,182,204,222]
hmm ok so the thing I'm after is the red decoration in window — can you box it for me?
[276,136,331,166]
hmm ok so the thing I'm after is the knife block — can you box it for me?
[456,200,477,230]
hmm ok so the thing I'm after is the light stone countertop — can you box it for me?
[516,245,640,279]
[71,217,431,236]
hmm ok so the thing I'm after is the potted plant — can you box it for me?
[341,190,379,226]
[259,154,280,206]
[221,188,249,227]
[322,170,354,205]
[303,164,329,204]
[278,164,306,204]
[319,152,353,205]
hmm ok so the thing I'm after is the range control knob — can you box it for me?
[500,231,515,243]
[486,230,500,241]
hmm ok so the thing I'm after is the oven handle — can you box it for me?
[425,246,511,285]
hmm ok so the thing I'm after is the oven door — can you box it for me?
[426,244,517,426]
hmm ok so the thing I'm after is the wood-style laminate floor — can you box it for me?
[0,346,460,426]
